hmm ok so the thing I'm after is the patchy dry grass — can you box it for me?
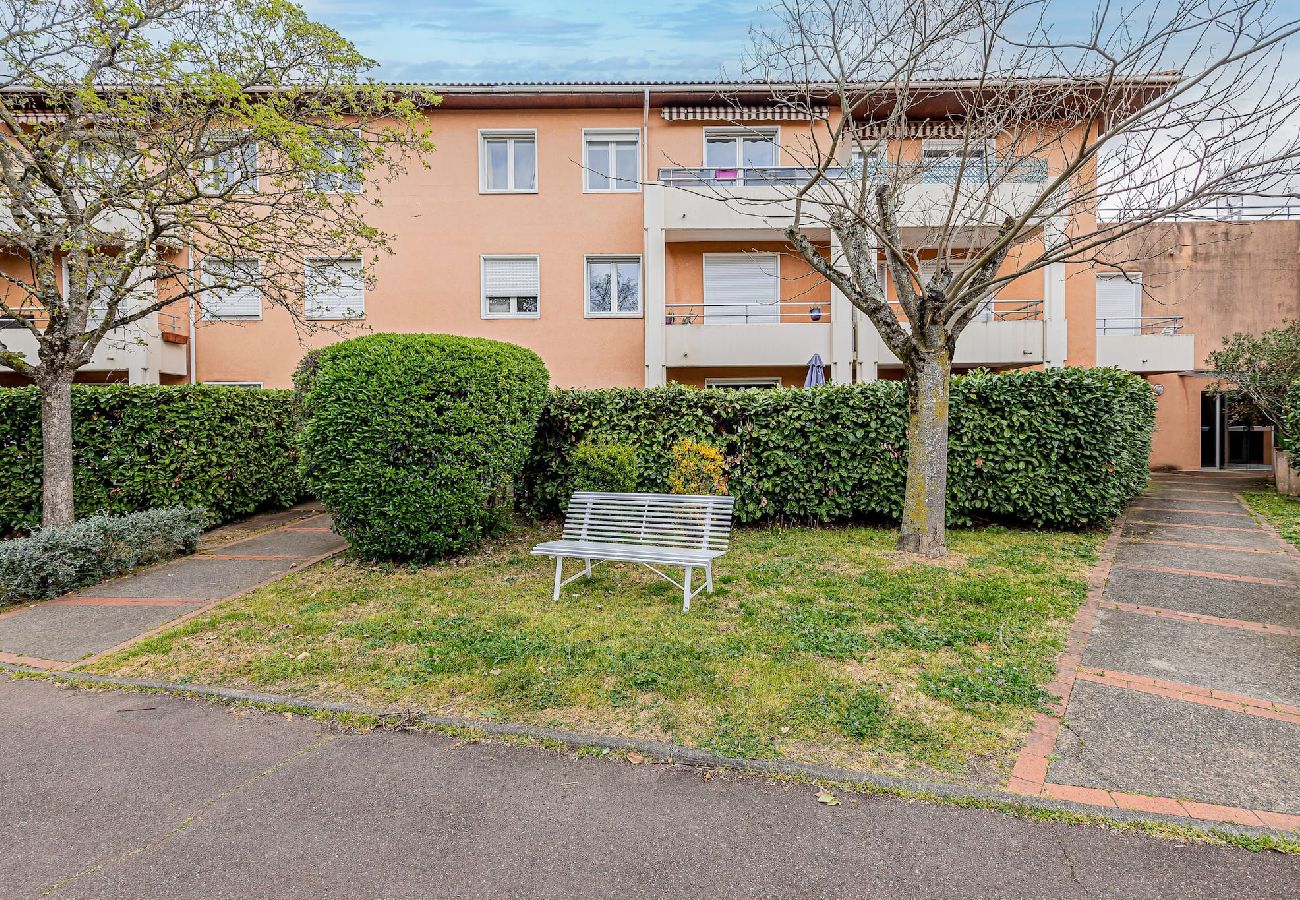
[88,522,1100,784]
[1244,490,1300,550]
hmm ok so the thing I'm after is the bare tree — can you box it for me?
[718,0,1300,555]
[0,0,435,526]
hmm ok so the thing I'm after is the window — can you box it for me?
[201,133,258,193]
[921,139,993,182]
[1096,272,1142,335]
[702,253,780,324]
[61,257,110,327]
[201,257,261,320]
[849,144,886,178]
[482,256,540,318]
[704,128,778,169]
[705,377,782,389]
[583,130,639,191]
[585,256,641,317]
[311,130,362,193]
[305,258,364,320]
[480,131,537,193]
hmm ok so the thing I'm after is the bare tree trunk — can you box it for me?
[898,352,951,557]
[38,373,76,528]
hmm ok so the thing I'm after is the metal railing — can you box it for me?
[657,157,1049,188]
[887,298,1044,322]
[665,300,830,325]
[1096,316,1185,335]
[0,305,183,334]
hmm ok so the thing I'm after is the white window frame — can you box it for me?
[705,377,782,389]
[481,255,541,319]
[584,255,642,318]
[204,381,264,388]
[305,257,365,321]
[702,127,780,169]
[311,129,363,194]
[479,129,538,194]
[200,257,262,320]
[201,132,258,194]
[582,129,640,193]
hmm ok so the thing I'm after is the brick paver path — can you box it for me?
[0,504,345,670]
[1010,471,1300,831]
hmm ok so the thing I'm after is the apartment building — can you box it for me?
[5,81,1288,472]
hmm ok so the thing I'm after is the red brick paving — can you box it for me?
[1111,562,1297,587]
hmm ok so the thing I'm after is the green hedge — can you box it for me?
[519,368,1155,528]
[0,385,302,535]
[1283,380,1300,453]
[296,333,549,560]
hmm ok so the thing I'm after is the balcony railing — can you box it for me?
[0,305,183,334]
[1095,316,1184,335]
[658,158,1049,188]
[666,300,830,325]
[887,298,1044,322]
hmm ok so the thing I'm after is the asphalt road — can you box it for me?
[2,676,1297,899]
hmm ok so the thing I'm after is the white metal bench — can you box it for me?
[531,491,734,611]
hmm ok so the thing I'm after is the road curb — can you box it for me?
[3,662,1295,842]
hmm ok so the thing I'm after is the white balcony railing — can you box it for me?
[1095,316,1184,336]
[665,299,829,325]
[657,158,1049,188]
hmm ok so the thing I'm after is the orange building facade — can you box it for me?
[4,82,1289,472]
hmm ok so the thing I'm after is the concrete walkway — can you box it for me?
[1011,471,1300,831]
[0,504,345,670]
[3,675,1297,899]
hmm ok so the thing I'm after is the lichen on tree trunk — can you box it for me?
[898,352,951,558]
[38,375,75,527]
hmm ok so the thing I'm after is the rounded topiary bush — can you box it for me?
[296,334,549,560]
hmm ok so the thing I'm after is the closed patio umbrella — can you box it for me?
[803,353,827,388]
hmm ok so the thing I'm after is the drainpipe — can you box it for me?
[642,88,651,387]
[186,243,197,384]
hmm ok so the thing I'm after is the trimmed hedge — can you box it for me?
[519,367,1155,528]
[0,506,206,605]
[0,385,302,535]
[296,333,549,560]
[572,440,639,494]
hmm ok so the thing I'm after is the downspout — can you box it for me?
[642,87,651,386]
[186,243,197,384]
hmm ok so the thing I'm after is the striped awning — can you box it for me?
[661,105,829,122]
[858,119,994,139]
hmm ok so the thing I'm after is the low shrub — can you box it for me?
[1283,380,1300,453]
[296,333,549,560]
[518,367,1155,528]
[571,440,638,494]
[667,438,728,495]
[0,385,302,535]
[0,506,206,605]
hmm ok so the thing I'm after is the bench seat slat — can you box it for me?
[532,540,723,565]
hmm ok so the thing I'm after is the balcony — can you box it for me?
[662,300,832,367]
[652,159,1050,236]
[874,299,1046,367]
[1095,316,1195,374]
[0,307,188,381]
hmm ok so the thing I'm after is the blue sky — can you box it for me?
[298,0,777,82]
[300,0,1300,84]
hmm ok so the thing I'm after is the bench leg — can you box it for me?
[683,566,693,612]
[705,563,714,593]
[584,559,592,578]
[552,556,564,602]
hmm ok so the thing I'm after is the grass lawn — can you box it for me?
[1243,490,1300,549]
[88,522,1100,784]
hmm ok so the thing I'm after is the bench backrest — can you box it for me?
[563,491,734,552]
